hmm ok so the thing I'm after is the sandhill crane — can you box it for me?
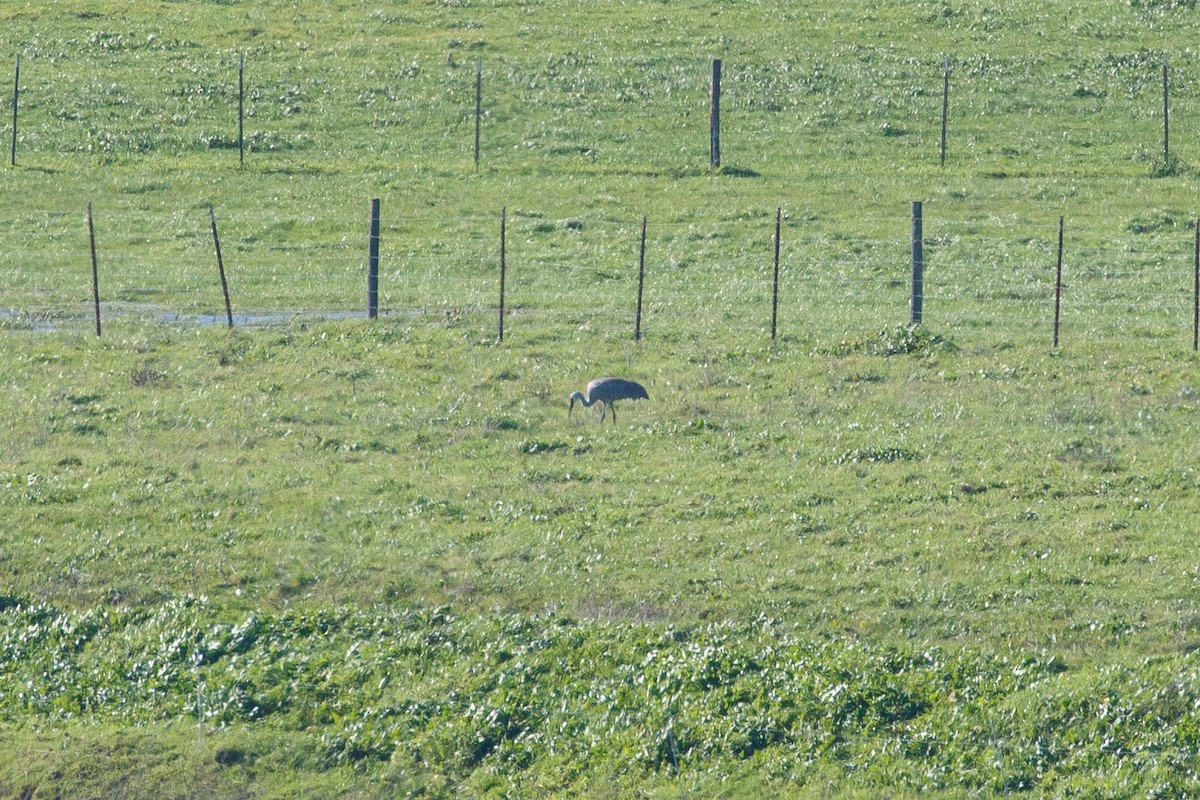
[568,377,649,423]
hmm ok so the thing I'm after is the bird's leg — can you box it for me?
[610,403,617,423]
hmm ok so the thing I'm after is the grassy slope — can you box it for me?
[3,326,1198,652]
[2,1,1200,798]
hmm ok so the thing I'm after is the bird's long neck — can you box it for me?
[570,391,597,407]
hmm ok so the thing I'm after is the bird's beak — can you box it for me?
[568,397,575,417]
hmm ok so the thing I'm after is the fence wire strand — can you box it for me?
[2,204,1198,347]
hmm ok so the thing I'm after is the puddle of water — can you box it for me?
[0,309,61,332]
[155,310,370,326]
[0,305,424,332]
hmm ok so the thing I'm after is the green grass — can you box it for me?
[3,1,1200,797]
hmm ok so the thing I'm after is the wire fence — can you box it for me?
[2,201,1198,350]
[4,35,1200,347]
[5,42,1199,173]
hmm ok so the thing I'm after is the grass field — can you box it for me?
[3,1,1200,798]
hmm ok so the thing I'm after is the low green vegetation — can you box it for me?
[3,323,1198,797]
[2,1,1200,797]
